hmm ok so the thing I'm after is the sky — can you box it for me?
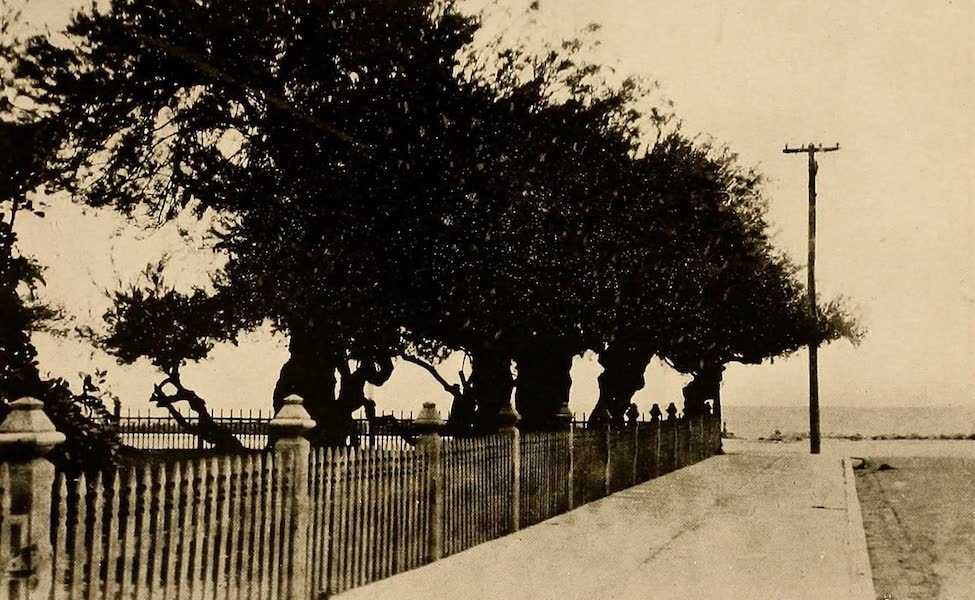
[9,0,975,416]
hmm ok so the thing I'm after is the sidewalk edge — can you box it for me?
[842,457,876,600]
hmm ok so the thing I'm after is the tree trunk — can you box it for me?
[682,364,723,417]
[272,328,342,443]
[335,356,395,446]
[592,340,655,426]
[469,346,514,433]
[150,371,244,452]
[445,385,476,437]
[514,346,574,431]
[399,354,475,437]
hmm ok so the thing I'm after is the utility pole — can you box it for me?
[783,142,839,455]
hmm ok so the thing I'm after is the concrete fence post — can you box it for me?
[496,399,521,532]
[415,402,444,560]
[268,394,315,600]
[714,413,722,455]
[626,404,640,486]
[0,397,65,600]
[697,413,705,460]
[683,411,691,465]
[714,390,723,454]
[699,411,708,459]
[555,402,573,511]
[715,413,722,455]
[701,414,707,460]
[666,403,679,471]
[684,413,693,466]
[701,413,708,458]
[649,404,662,478]
[591,408,611,496]
[714,408,722,455]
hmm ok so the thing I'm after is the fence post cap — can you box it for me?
[0,396,66,459]
[625,403,640,424]
[649,403,662,423]
[665,402,679,420]
[496,399,520,429]
[554,401,572,429]
[414,402,442,434]
[268,394,315,437]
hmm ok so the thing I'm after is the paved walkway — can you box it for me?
[337,442,873,600]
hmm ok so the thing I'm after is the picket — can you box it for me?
[201,458,218,600]
[347,449,361,592]
[116,469,134,600]
[0,464,8,598]
[51,474,69,599]
[329,448,347,596]
[86,471,103,600]
[305,450,320,599]
[104,473,121,600]
[275,451,290,600]
[391,450,405,575]
[322,448,335,590]
[162,463,180,600]
[248,458,261,600]
[265,454,279,600]
[233,456,249,600]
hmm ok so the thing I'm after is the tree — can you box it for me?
[8,0,485,440]
[402,33,659,432]
[591,133,862,423]
[92,261,247,450]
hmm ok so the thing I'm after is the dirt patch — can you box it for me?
[855,457,975,599]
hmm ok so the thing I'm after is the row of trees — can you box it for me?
[1,0,859,454]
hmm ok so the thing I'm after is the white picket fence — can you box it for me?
[0,397,721,600]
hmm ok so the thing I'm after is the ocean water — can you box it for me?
[723,406,975,439]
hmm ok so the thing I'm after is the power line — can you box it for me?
[783,142,840,455]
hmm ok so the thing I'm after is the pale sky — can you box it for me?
[11,0,975,416]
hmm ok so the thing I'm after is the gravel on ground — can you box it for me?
[855,457,975,600]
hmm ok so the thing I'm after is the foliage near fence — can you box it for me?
[1,397,720,600]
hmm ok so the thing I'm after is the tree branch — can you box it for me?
[137,33,361,148]
[400,354,461,399]
[150,371,243,450]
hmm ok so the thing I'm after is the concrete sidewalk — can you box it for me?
[337,444,873,600]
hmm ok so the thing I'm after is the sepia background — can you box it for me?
[12,0,975,422]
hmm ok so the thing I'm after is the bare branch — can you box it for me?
[400,354,462,399]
